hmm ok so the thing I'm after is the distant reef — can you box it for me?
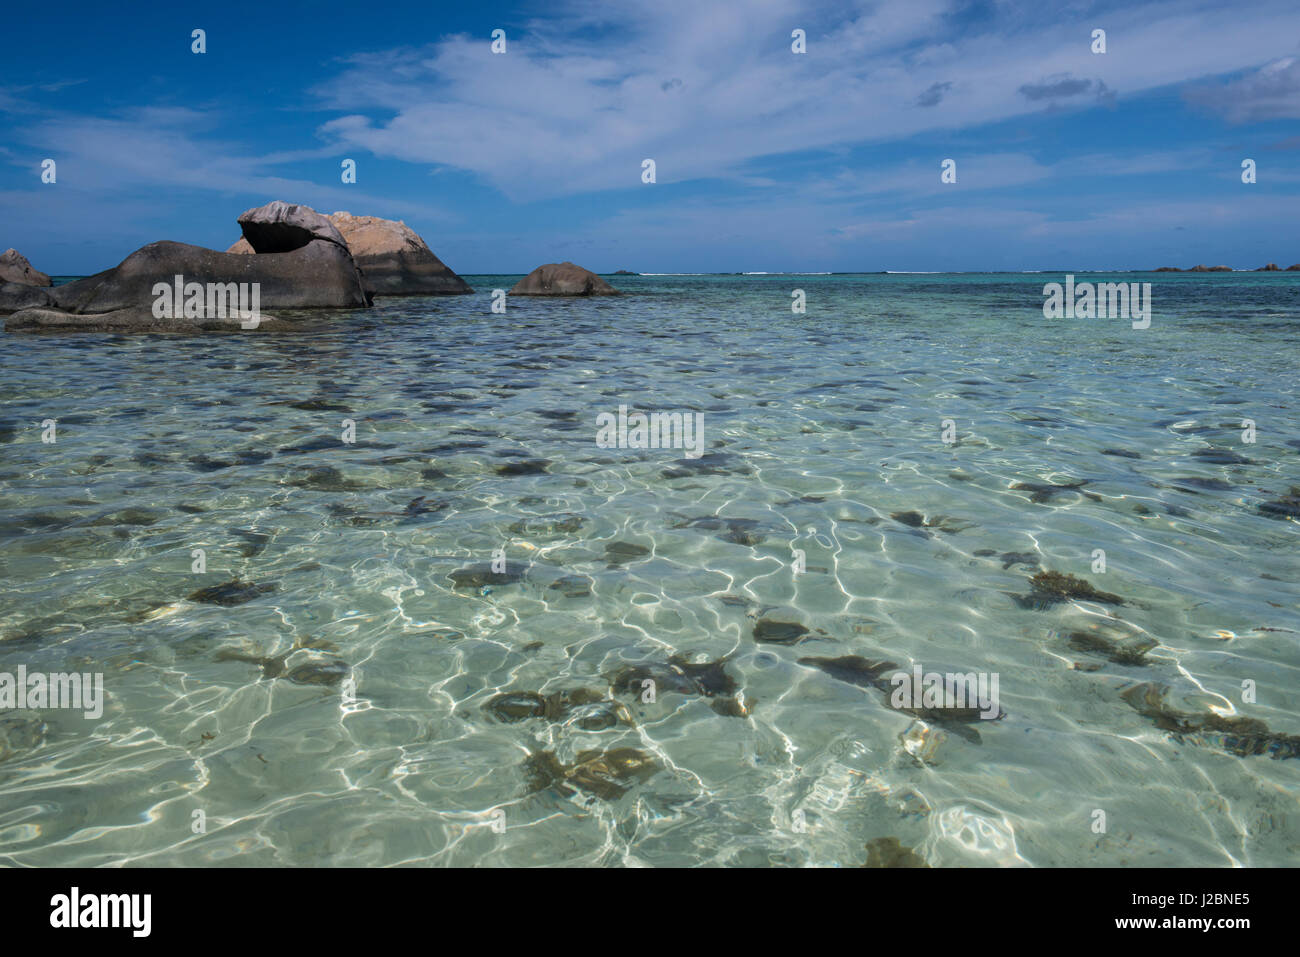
[1153,263,1300,271]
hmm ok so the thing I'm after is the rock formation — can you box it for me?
[0,282,54,313]
[229,210,471,296]
[5,201,371,330]
[508,262,621,296]
[0,249,51,286]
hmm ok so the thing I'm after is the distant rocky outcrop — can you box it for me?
[508,262,621,296]
[1188,264,1233,272]
[1289,264,1300,271]
[0,249,52,286]
[1257,263,1280,271]
[1153,266,1182,272]
[229,210,471,296]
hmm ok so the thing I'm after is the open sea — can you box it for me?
[1,272,1297,867]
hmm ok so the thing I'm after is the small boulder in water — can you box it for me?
[188,580,276,607]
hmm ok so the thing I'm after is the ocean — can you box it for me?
[1,271,1297,866]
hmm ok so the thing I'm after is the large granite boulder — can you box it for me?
[227,209,472,296]
[329,212,471,295]
[0,249,52,286]
[48,236,369,315]
[0,282,54,314]
[508,262,620,296]
[237,200,349,253]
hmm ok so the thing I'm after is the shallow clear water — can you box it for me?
[1,272,1297,866]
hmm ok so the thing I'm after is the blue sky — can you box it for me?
[3,0,1298,274]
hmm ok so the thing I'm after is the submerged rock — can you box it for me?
[672,515,772,546]
[1067,629,1157,666]
[889,511,975,534]
[1019,570,1125,608]
[609,655,750,717]
[448,562,526,589]
[523,747,659,801]
[508,262,620,297]
[799,655,1000,742]
[1010,480,1098,503]
[1121,682,1300,759]
[5,305,297,333]
[863,836,929,868]
[1258,487,1300,520]
[753,618,809,644]
[188,579,276,606]
[485,688,632,729]
[214,636,346,685]
[604,541,650,566]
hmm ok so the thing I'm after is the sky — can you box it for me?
[2,0,1299,274]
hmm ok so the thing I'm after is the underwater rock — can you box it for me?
[286,398,354,413]
[1010,480,1098,503]
[547,574,593,598]
[609,656,750,717]
[1121,682,1300,760]
[215,636,345,685]
[448,562,527,589]
[284,661,350,686]
[863,836,929,868]
[661,452,751,479]
[485,689,632,729]
[1172,477,1232,491]
[671,515,771,546]
[753,618,809,644]
[604,541,650,566]
[286,466,366,492]
[0,713,48,763]
[523,747,659,801]
[188,580,276,607]
[1067,629,1157,666]
[1190,448,1252,465]
[496,459,550,476]
[798,655,897,689]
[890,511,975,534]
[509,513,585,536]
[799,655,999,742]
[1102,448,1142,459]
[1258,487,1300,520]
[1019,570,1125,608]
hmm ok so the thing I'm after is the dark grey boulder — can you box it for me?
[508,262,621,296]
[48,238,369,314]
[0,282,53,314]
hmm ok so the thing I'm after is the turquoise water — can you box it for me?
[1,272,1297,866]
